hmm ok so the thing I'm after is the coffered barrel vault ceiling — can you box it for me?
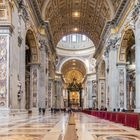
[40,0,122,46]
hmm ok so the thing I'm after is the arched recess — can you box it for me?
[119,29,135,110]
[61,59,86,83]
[58,57,87,74]
[25,29,39,110]
[118,29,135,63]
[97,60,106,109]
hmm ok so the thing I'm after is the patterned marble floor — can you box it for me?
[75,113,140,140]
[0,112,140,140]
[0,112,68,140]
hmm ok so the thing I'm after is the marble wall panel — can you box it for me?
[32,69,37,107]
[0,35,8,107]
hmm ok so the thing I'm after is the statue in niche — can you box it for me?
[126,72,136,110]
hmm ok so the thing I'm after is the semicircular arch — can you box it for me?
[58,57,88,74]
[25,29,39,63]
[118,28,135,63]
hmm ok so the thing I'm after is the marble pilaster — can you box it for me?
[0,33,10,109]
[87,81,93,108]
[38,40,47,109]
[104,56,109,109]
[48,79,55,108]
[107,36,120,111]
[0,26,14,115]
[117,64,127,109]
[30,64,39,110]
[54,80,62,108]
[98,79,106,109]
[135,18,140,112]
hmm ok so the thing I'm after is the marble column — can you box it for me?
[135,18,140,112]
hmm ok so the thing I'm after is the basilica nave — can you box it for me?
[0,0,140,140]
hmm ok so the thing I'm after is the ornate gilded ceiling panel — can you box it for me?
[37,0,45,8]
[42,0,117,46]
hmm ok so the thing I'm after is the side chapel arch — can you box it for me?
[118,28,135,110]
[118,28,135,63]
[25,29,39,110]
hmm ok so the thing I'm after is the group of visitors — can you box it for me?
[39,108,46,115]
[90,106,107,111]
[50,107,81,113]
[51,108,66,113]
[113,108,126,112]
[90,106,126,112]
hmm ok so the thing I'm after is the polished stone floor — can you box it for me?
[0,112,140,140]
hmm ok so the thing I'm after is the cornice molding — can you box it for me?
[94,0,130,59]
[28,0,43,25]
[0,24,14,34]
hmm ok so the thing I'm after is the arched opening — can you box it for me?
[126,31,135,110]
[67,77,83,108]
[57,33,94,50]
[25,30,38,110]
[61,59,86,109]
[25,32,31,110]
[120,29,135,110]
